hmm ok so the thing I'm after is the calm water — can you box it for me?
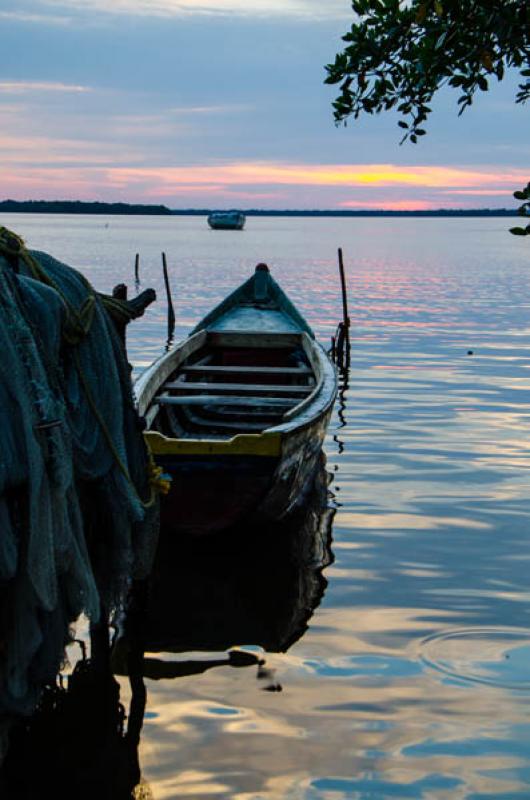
[4,213,530,798]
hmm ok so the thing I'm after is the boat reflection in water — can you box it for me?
[126,456,334,665]
[0,461,335,799]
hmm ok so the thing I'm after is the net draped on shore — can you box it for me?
[0,245,158,719]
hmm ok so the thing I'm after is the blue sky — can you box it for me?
[0,0,528,209]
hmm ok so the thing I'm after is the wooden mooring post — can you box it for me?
[112,282,128,348]
[161,252,175,340]
[337,247,351,369]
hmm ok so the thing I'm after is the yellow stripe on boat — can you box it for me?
[143,430,282,457]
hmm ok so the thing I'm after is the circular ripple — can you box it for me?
[419,627,530,690]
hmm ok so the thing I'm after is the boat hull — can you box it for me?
[157,453,277,535]
[207,222,245,230]
[157,408,332,536]
[256,405,333,521]
[207,212,246,230]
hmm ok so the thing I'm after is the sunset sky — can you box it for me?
[1,0,528,210]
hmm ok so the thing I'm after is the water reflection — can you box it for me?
[119,457,334,668]
[332,366,349,459]
[5,215,530,796]
[0,463,334,799]
[0,653,141,800]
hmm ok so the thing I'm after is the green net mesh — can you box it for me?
[0,245,158,717]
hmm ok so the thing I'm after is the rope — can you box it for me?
[0,227,140,340]
[73,348,171,508]
[0,227,96,345]
[0,226,170,506]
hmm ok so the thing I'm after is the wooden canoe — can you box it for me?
[135,263,338,535]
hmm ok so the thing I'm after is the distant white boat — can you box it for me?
[207,211,246,230]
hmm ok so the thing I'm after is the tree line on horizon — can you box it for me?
[0,200,172,215]
[0,200,520,217]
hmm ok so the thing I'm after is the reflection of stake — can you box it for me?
[257,663,283,692]
[162,252,175,341]
[112,645,263,681]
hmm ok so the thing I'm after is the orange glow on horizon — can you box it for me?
[0,157,525,206]
[339,200,435,211]
[101,162,529,190]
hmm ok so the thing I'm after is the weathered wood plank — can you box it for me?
[181,364,312,376]
[156,395,299,407]
[209,331,301,349]
[163,381,312,395]
[181,407,269,431]
[135,329,207,417]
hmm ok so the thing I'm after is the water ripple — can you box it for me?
[419,627,530,690]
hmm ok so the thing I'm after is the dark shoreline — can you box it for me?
[0,200,172,215]
[173,208,518,218]
[0,200,518,217]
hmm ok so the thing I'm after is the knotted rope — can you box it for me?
[0,226,170,506]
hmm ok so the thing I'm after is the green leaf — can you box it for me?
[435,31,448,50]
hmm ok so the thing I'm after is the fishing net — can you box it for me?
[0,233,159,719]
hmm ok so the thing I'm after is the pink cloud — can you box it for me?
[93,163,527,189]
[0,158,525,208]
[39,0,349,19]
[339,199,436,211]
[0,81,91,94]
[439,189,514,196]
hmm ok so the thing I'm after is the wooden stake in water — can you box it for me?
[134,253,140,284]
[337,247,351,368]
[162,251,175,337]
[112,282,128,348]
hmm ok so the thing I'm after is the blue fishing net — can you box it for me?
[0,242,158,718]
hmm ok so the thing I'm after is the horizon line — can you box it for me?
[0,199,520,216]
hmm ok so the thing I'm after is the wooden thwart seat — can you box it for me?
[181,364,312,376]
[155,395,299,408]
[163,381,312,395]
